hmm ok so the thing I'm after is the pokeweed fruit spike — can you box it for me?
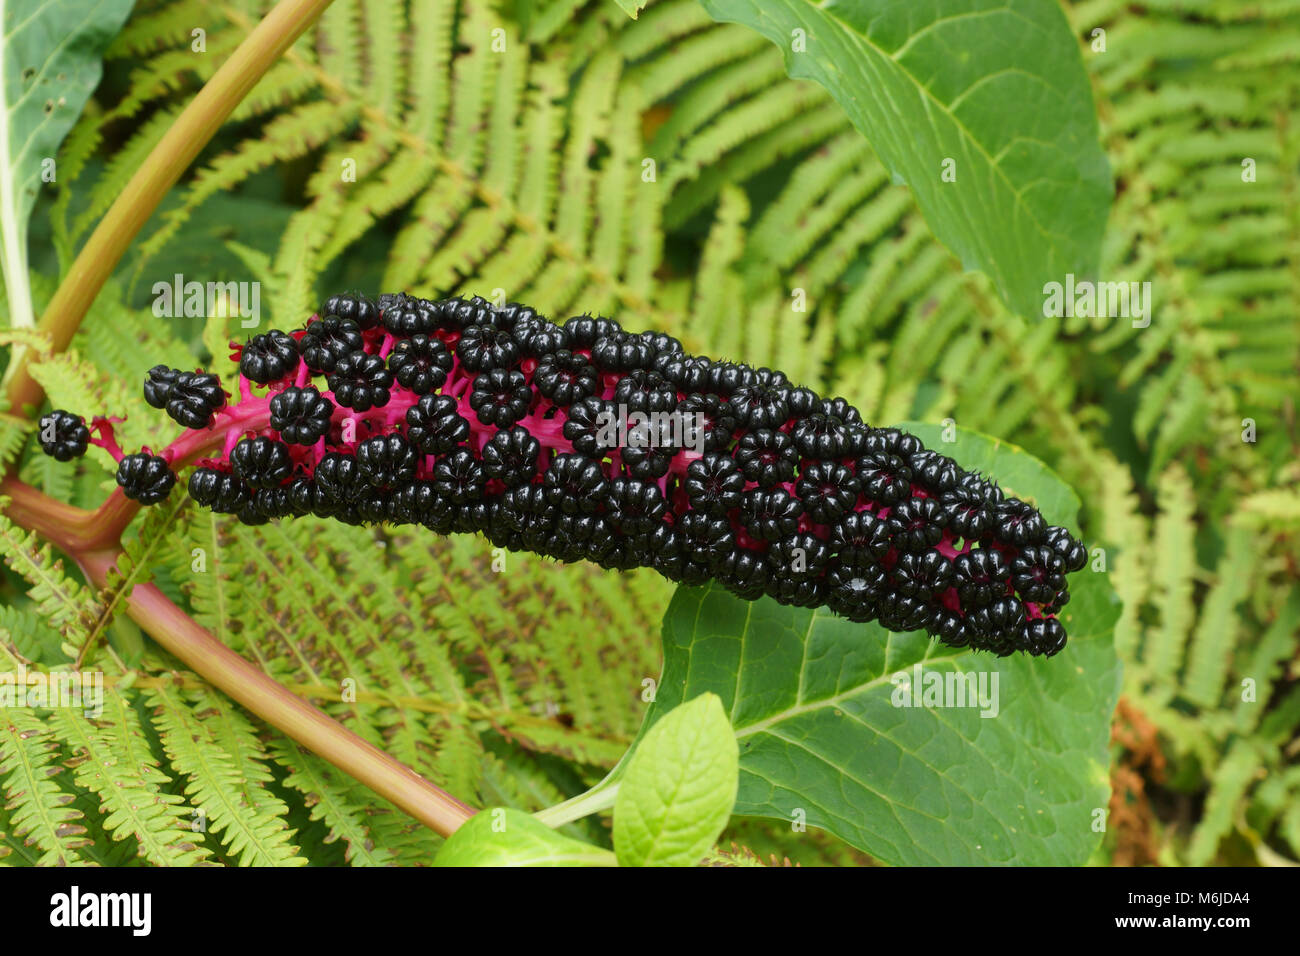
[39,292,1088,658]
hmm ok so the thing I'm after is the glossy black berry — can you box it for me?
[795,462,859,525]
[380,292,442,336]
[828,512,890,567]
[458,324,521,372]
[229,436,293,489]
[481,427,540,488]
[327,351,393,411]
[165,372,226,429]
[562,398,618,457]
[952,549,1009,609]
[431,449,484,503]
[734,429,799,487]
[1044,525,1088,573]
[994,498,1046,546]
[604,478,667,534]
[356,434,418,487]
[740,488,803,543]
[613,369,677,414]
[543,454,607,515]
[189,468,249,513]
[1010,545,1068,605]
[313,453,365,506]
[673,394,736,452]
[534,350,598,406]
[322,292,380,330]
[1018,618,1067,657]
[590,331,653,372]
[37,410,89,461]
[561,315,621,349]
[406,394,469,454]
[143,365,179,409]
[269,386,334,445]
[300,317,364,374]
[239,330,299,384]
[938,484,994,539]
[116,453,175,505]
[885,498,946,553]
[890,551,955,598]
[728,375,790,429]
[388,335,453,395]
[685,453,745,514]
[855,450,913,505]
[469,369,532,427]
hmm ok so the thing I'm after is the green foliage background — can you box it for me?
[0,0,1297,866]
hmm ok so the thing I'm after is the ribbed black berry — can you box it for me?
[562,315,621,349]
[481,427,540,488]
[300,317,364,373]
[685,453,745,514]
[828,512,890,567]
[953,549,1010,608]
[604,478,667,534]
[322,292,380,330]
[269,386,334,445]
[740,488,802,542]
[327,350,393,411]
[1010,545,1068,605]
[164,371,226,429]
[431,449,485,503]
[406,394,469,454]
[468,369,531,427]
[458,324,521,372]
[143,365,179,409]
[37,410,89,461]
[356,434,418,487]
[994,498,1047,545]
[380,292,443,336]
[116,453,175,504]
[534,350,599,406]
[543,454,606,515]
[1044,525,1088,573]
[239,330,299,384]
[729,375,790,429]
[795,462,859,525]
[189,468,249,513]
[590,331,652,372]
[229,436,293,489]
[885,498,946,553]
[734,429,799,487]
[388,335,453,395]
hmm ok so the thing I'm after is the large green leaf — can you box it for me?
[0,0,134,329]
[612,693,738,867]
[696,0,1112,320]
[642,426,1121,865]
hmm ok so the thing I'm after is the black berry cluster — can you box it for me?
[37,292,1088,657]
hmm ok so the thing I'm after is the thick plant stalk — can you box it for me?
[0,477,477,837]
[2,0,338,416]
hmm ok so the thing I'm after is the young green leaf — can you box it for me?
[0,0,133,330]
[696,0,1112,320]
[433,808,616,867]
[612,693,739,867]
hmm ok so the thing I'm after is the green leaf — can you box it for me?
[639,425,1121,865]
[612,693,738,867]
[612,0,649,19]
[433,808,616,867]
[695,0,1111,320]
[0,0,134,329]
